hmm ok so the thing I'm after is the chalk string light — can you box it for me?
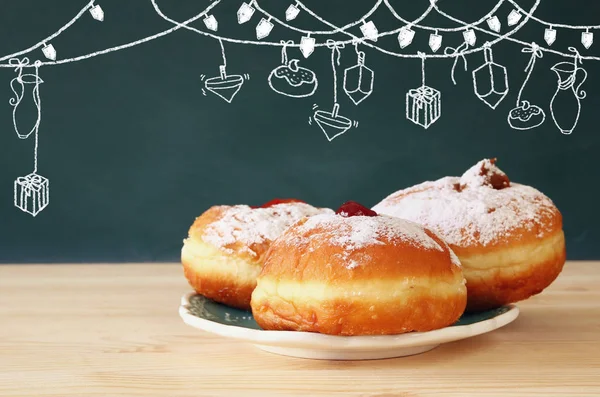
[3,0,600,216]
[2,0,599,66]
[0,0,223,69]
[384,0,508,32]
[432,0,600,61]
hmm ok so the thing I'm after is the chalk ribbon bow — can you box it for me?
[9,57,31,74]
[17,174,45,193]
[444,42,469,85]
[280,40,294,65]
[522,42,544,73]
[326,40,345,65]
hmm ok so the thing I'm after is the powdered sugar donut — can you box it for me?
[182,199,332,310]
[372,159,566,312]
[250,202,467,336]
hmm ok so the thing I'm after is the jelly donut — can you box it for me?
[372,159,566,312]
[250,201,467,336]
[181,199,332,310]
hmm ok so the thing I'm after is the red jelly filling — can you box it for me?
[335,201,378,217]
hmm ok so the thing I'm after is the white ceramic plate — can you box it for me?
[179,293,519,360]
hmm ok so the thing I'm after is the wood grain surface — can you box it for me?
[0,262,599,397]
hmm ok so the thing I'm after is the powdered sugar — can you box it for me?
[448,248,462,267]
[289,213,445,255]
[201,203,331,256]
[459,158,508,189]
[373,176,558,247]
[346,260,360,269]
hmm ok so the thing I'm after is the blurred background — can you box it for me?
[0,0,597,262]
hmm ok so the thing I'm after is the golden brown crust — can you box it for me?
[181,203,331,310]
[251,215,467,335]
[253,287,467,335]
[460,230,566,312]
[181,238,261,310]
[182,253,257,310]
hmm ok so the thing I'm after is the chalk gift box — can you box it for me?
[14,173,49,216]
[406,85,441,129]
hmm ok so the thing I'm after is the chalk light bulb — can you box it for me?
[582,30,594,49]
[360,20,378,42]
[463,29,476,46]
[237,2,255,24]
[487,16,501,32]
[42,43,56,61]
[429,31,442,52]
[89,4,104,21]
[300,36,315,58]
[286,4,300,21]
[256,18,274,40]
[507,10,522,26]
[204,15,218,31]
[544,27,557,46]
[398,26,415,48]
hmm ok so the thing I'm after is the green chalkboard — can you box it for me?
[0,0,597,262]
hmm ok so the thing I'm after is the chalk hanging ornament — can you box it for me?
[550,47,587,135]
[9,59,50,217]
[205,65,244,103]
[14,172,50,217]
[508,43,546,130]
[406,53,441,129]
[268,41,317,98]
[312,40,354,142]
[472,43,509,109]
[343,46,374,105]
[9,58,43,139]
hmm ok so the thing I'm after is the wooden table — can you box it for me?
[1,262,599,397]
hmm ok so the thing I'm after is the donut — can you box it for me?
[250,201,467,336]
[181,199,332,310]
[372,159,566,312]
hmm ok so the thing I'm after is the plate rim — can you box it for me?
[179,293,519,349]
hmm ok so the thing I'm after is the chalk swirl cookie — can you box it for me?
[372,159,566,312]
[250,201,467,336]
[182,199,332,310]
